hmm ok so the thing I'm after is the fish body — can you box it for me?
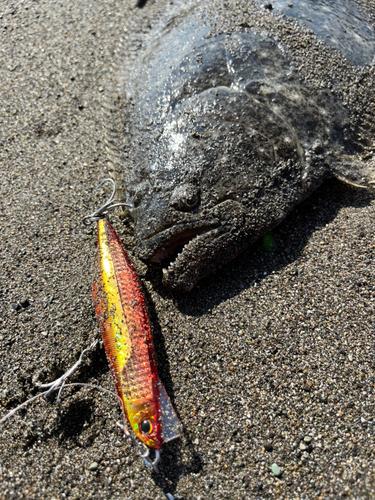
[118,0,375,291]
[92,217,180,449]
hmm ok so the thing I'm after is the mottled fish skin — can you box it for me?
[118,0,375,292]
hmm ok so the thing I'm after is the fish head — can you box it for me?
[126,86,304,291]
[123,19,353,291]
[125,398,163,449]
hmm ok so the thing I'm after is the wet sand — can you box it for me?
[0,1,375,499]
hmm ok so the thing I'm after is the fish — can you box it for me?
[92,214,181,466]
[111,0,375,292]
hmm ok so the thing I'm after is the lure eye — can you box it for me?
[141,420,152,434]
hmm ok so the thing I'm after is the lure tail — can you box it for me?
[157,377,181,443]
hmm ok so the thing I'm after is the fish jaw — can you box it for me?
[137,221,222,262]
[135,200,250,292]
[161,225,247,292]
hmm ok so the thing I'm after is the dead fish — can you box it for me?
[114,0,375,292]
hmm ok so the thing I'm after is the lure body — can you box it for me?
[92,218,178,450]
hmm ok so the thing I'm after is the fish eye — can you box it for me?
[170,184,200,212]
[140,420,152,434]
[185,192,198,207]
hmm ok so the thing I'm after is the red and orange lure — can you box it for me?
[84,179,181,468]
[1,179,180,470]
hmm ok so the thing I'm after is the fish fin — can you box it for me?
[157,377,182,443]
[330,155,375,188]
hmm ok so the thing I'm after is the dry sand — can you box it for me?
[0,1,375,499]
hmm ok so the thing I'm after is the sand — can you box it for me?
[0,0,374,498]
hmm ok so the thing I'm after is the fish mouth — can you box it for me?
[141,223,223,291]
[135,199,247,291]
[138,221,222,274]
[149,225,219,263]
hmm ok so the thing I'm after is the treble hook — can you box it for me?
[116,421,161,471]
[82,178,130,224]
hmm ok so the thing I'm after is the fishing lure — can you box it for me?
[83,178,181,468]
[1,179,181,471]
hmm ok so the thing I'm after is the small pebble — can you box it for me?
[264,441,273,452]
[12,302,21,311]
[20,298,30,308]
[271,463,281,477]
[88,462,99,471]
[299,442,308,451]
[304,436,312,443]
